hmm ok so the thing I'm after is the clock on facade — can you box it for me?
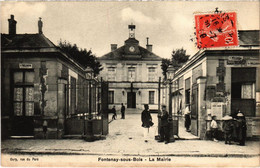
[129,46,135,52]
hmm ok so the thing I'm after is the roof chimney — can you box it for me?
[146,37,153,52]
[111,44,117,51]
[38,17,43,34]
[8,15,17,36]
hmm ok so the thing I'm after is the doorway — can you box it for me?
[127,92,136,108]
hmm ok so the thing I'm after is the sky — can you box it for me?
[1,1,259,59]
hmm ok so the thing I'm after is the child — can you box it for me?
[222,115,234,145]
[210,116,218,142]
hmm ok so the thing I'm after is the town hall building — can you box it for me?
[98,25,163,110]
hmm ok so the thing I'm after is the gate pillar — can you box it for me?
[197,77,207,139]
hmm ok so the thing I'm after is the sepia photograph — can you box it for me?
[1,1,260,167]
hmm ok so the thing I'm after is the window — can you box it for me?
[108,91,114,104]
[107,67,116,81]
[13,71,34,116]
[241,83,255,99]
[128,67,135,81]
[149,91,155,104]
[148,67,156,81]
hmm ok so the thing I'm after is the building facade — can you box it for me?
[98,25,163,110]
[1,15,105,139]
[167,30,260,139]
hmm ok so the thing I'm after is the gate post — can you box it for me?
[197,77,207,139]
[101,80,109,135]
[85,80,94,141]
[57,79,67,139]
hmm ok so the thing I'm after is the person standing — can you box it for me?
[121,103,125,119]
[111,106,117,120]
[184,105,191,132]
[222,115,234,145]
[236,112,247,146]
[43,120,48,139]
[141,104,152,142]
[158,105,170,144]
[210,116,218,142]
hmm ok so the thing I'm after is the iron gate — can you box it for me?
[64,78,109,136]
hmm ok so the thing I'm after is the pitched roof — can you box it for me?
[99,42,162,61]
[238,30,259,46]
[1,34,56,49]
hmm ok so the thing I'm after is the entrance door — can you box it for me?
[11,71,35,136]
[127,92,136,108]
[191,84,198,136]
[231,68,256,117]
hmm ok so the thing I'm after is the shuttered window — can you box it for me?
[128,67,136,82]
[148,67,156,81]
[107,67,116,81]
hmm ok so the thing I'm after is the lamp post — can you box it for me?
[85,68,94,141]
[166,64,176,142]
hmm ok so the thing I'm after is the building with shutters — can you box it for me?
[1,15,105,139]
[167,30,260,139]
[98,24,163,110]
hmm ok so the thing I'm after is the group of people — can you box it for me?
[141,104,173,144]
[111,103,125,120]
[210,110,247,146]
[113,103,247,146]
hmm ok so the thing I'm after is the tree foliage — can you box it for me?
[161,48,190,80]
[161,58,171,80]
[58,40,103,77]
[171,48,190,67]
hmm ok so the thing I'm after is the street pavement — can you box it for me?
[2,110,260,157]
[1,109,260,166]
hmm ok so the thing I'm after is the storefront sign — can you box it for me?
[246,60,260,66]
[211,102,224,120]
[227,56,246,65]
[19,63,32,69]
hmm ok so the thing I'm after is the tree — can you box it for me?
[58,40,103,77]
[161,58,171,80]
[161,48,190,80]
[171,48,190,67]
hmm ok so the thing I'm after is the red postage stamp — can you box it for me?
[195,12,238,49]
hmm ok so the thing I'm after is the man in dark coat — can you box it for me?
[141,104,152,142]
[158,105,170,144]
[236,112,247,146]
[121,103,125,119]
[111,106,117,120]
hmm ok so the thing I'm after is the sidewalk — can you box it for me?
[2,114,260,157]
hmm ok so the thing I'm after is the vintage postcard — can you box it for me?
[1,1,260,167]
